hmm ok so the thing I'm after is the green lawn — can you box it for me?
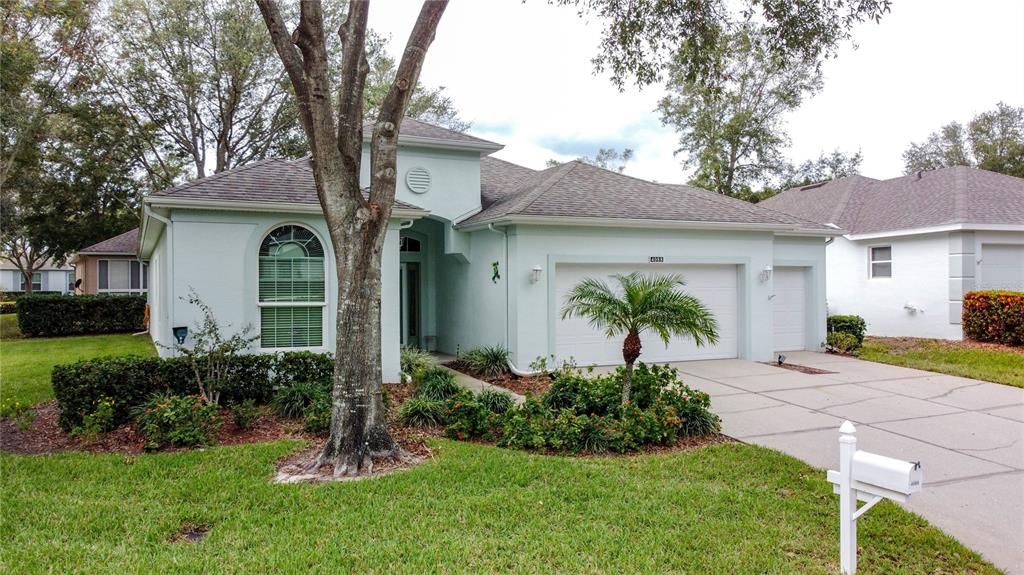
[860,337,1024,388]
[0,440,997,574]
[0,314,19,339]
[0,331,156,405]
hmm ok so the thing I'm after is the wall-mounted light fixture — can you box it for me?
[172,326,188,345]
[759,265,773,283]
[530,265,543,284]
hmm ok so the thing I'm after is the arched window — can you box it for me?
[258,225,326,348]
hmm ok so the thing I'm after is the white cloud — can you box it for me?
[370,0,1024,184]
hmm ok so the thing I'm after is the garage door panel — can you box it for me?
[980,244,1024,291]
[555,263,739,365]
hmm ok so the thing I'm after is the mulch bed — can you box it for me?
[445,360,554,396]
[763,362,837,375]
[866,336,1024,355]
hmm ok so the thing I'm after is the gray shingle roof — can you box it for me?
[77,228,139,254]
[462,160,834,230]
[368,117,501,150]
[760,166,1024,234]
[150,158,424,211]
[481,156,537,207]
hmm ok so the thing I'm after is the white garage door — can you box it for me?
[980,244,1024,291]
[773,267,807,352]
[555,263,739,365]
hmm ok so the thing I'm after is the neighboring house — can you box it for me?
[139,118,838,382]
[71,229,149,295]
[0,259,75,294]
[761,166,1024,340]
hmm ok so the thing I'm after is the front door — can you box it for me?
[399,262,421,348]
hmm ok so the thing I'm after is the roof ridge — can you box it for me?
[489,161,578,217]
[666,183,825,227]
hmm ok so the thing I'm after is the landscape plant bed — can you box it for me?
[445,359,553,396]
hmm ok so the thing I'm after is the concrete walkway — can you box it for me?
[429,353,526,404]
[664,352,1022,574]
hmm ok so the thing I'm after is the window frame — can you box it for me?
[257,224,328,352]
[19,271,42,291]
[97,259,148,294]
[869,245,892,279]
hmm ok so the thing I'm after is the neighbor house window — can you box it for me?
[870,246,892,278]
[67,271,76,293]
[98,260,148,294]
[19,272,41,291]
[259,225,326,348]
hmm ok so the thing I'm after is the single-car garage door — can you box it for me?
[773,267,807,352]
[555,262,739,365]
[980,244,1024,291]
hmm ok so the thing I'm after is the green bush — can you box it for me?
[445,393,494,440]
[273,351,334,389]
[827,315,867,346]
[272,382,325,418]
[16,294,147,337]
[415,367,461,401]
[134,393,221,450]
[231,399,261,430]
[826,332,860,354]
[461,345,510,377]
[0,290,61,302]
[398,396,447,427]
[478,389,514,414]
[400,346,433,377]
[52,352,320,431]
[70,397,116,440]
[304,393,332,434]
[963,290,1024,346]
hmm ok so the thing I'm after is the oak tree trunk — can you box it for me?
[257,0,447,476]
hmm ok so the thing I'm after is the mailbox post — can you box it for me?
[827,421,923,575]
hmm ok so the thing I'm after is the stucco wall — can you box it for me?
[360,145,482,223]
[827,233,959,339]
[150,208,403,382]
[435,227,507,356]
[498,225,826,367]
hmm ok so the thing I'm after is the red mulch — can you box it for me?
[763,362,837,375]
[445,360,554,396]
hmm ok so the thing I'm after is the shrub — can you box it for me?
[273,351,333,389]
[16,294,146,337]
[399,396,447,427]
[272,382,325,418]
[461,345,510,377]
[445,393,495,440]
[231,399,261,430]
[0,290,61,302]
[0,301,15,315]
[826,332,860,354]
[52,353,307,431]
[415,367,461,401]
[827,315,867,346]
[496,397,551,450]
[478,389,514,414]
[963,290,1024,346]
[0,399,35,430]
[304,393,332,434]
[134,393,221,450]
[400,345,433,377]
[70,397,116,440]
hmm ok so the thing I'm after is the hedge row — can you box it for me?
[53,351,333,431]
[0,290,62,302]
[963,290,1024,346]
[827,314,867,346]
[16,294,147,337]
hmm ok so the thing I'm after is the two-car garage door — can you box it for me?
[555,263,739,365]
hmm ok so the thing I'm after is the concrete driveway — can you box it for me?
[668,352,1023,574]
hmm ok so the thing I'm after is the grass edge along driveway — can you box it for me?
[0,440,999,574]
[859,336,1023,389]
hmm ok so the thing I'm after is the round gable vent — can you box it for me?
[405,166,431,194]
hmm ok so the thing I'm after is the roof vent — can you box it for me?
[405,167,431,194]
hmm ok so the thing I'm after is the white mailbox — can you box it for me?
[826,421,924,575]
[852,451,922,496]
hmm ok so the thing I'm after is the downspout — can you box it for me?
[144,205,173,347]
[486,223,543,377]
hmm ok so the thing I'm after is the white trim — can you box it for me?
[847,223,1024,241]
[868,245,892,279]
[256,223,329,351]
[457,214,842,236]
[367,133,503,153]
[145,196,429,220]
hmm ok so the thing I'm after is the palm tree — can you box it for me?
[561,273,719,404]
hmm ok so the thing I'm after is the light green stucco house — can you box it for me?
[139,119,838,382]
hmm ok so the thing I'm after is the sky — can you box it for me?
[368,0,1024,184]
